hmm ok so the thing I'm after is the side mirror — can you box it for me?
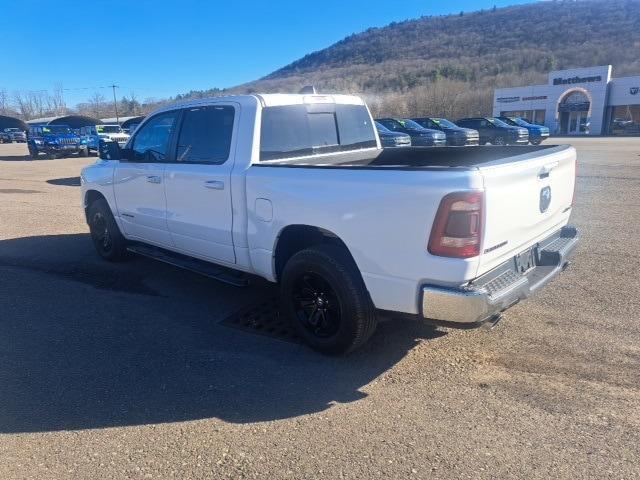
[99,139,122,160]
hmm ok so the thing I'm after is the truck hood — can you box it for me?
[443,127,478,136]
[378,130,410,139]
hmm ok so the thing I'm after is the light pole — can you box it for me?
[110,84,119,124]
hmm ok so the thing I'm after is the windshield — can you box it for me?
[97,125,122,134]
[488,118,512,128]
[497,117,518,126]
[377,119,403,131]
[433,118,458,129]
[375,121,391,133]
[514,118,534,127]
[42,126,72,135]
[399,119,426,130]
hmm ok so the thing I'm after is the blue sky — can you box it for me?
[2,0,538,106]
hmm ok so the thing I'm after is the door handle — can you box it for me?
[204,180,225,190]
[538,161,559,179]
[146,175,162,184]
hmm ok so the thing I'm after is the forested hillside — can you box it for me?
[11,0,637,120]
[197,0,640,118]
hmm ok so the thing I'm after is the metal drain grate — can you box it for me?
[221,297,301,344]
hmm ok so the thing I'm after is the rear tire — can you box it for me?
[530,138,542,145]
[280,244,377,355]
[88,198,128,262]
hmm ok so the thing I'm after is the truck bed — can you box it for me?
[257,145,566,169]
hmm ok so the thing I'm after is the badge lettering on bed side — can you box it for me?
[484,240,508,254]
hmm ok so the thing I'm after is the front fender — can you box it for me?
[81,160,118,213]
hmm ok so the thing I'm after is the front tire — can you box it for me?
[280,244,377,355]
[88,198,128,261]
[530,138,542,145]
[493,136,506,146]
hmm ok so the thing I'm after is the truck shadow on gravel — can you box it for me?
[0,233,445,433]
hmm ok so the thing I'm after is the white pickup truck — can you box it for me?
[81,93,579,354]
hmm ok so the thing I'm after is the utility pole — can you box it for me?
[110,84,119,124]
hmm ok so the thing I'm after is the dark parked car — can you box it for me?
[375,121,411,148]
[375,118,446,146]
[0,131,11,143]
[456,117,528,145]
[496,117,549,145]
[4,127,27,143]
[411,117,479,146]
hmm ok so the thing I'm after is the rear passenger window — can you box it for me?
[176,106,235,164]
[306,113,338,147]
[260,104,376,161]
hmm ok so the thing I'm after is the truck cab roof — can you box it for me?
[152,94,366,115]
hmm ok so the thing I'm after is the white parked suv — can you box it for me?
[80,124,130,155]
[81,93,579,354]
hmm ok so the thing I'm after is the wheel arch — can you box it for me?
[273,224,359,282]
[83,189,108,223]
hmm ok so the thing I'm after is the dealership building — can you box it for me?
[493,65,640,136]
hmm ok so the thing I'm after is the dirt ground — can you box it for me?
[0,138,639,479]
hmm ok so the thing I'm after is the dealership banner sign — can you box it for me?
[496,96,520,103]
[553,75,602,86]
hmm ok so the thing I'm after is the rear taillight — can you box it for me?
[428,191,484,258]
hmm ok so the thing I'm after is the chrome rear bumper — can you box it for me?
[421,226,579,325]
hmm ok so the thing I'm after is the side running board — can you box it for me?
[126,243,249,287]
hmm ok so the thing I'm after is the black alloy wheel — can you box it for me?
[87,198,127,261]
[280,244,377,354]
[292,271,342,339]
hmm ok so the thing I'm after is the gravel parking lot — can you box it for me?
[1,138,639,479]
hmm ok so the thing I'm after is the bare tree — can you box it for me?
[48,83,66,115]
[13,91,44,119]
[0,89,10,114]
[88,92,107,118]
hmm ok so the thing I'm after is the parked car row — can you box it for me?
[374,116,548,147]
[15,112,547,161]
[25,123,131,159]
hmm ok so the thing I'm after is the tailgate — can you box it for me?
[477,145,576,276]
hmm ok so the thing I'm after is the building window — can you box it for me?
[609,105,640,135]
[499,109,545,125]
[532,110,546,125]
